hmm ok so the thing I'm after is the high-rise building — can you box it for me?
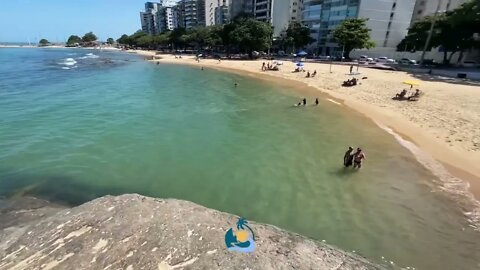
[157,6,175,32]
[215,1,230,25]
[140,2,161,35]
[410,0,468,24]
[229,0,254,19]
[205,0,229,25]
[302,0,416,55]
[253,0,303,37]
[175,0,206,29]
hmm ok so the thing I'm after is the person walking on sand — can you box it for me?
[343,146,354,167]
[353,148,366,169]
[262,62,266,71]
[349,65,353,74]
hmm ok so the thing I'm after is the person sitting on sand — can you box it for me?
[408,89,422,101]
[315,98,319,105]
[395,89,407,99]
[312,70,317,77]
[353,148,366,169]
[343,146,354,167]
[306,71,310,78]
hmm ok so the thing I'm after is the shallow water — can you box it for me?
[1,48,479,269]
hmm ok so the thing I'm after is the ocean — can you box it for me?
[0,48,479,269]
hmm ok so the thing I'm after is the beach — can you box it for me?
[2,47,480,269]
[136,51,480,199]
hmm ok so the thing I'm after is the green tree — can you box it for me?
[136,35,154,48]
[332,18,375,59]
[82,32,97,43]
[229,18,273,57]
[169,28,187,50]
[107,38,115,45]
[397,5,480,65]
[153,32,171,48]
[117,34,131,45]
[38,39,50,46]
[66,35,82,46]
[285,22,314,52]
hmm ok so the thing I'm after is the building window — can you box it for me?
[390,12,394,18]
[392,2,396,9]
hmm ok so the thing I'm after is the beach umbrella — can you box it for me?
[403,80,420,86]
[297,51,308,57]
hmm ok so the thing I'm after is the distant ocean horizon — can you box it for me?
[1,47,479,270]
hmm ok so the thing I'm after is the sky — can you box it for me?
[0,0,176,43]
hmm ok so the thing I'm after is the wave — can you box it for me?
[375,121,480,231]
[59,58,77,66]
[78,53,99,59]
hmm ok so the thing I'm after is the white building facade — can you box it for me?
[254,0,303,37]
[140,2,160,35]
[411,0,469,24]
[302,0,416,56]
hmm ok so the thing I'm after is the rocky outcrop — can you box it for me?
[0,194,382,269]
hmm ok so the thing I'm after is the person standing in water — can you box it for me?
[343,147,354,167]
[353,148,366,169]
[315,98,319,105]
[302,98,307,106]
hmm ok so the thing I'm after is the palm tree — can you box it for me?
[236,217,255,241]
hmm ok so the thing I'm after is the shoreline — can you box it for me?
[134,50,480,224]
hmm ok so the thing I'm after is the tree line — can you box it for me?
[117,16,316,57]
[65,32,114,46]
[397,0,480,64]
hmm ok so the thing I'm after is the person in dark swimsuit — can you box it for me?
[353,148,366,169]
[315,98,319,105]
[302,98,307,106]
[343,147,354,167]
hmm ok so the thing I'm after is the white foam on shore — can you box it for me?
[375,121,480,230]
[327,98,341,105]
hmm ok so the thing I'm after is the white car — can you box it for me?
[399,58,417,65]
[375,56,395,63]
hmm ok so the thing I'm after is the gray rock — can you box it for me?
[0,194,383,269]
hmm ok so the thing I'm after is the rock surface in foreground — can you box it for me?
[0,194,382,269]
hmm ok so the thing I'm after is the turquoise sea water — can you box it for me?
[0,48,479,269]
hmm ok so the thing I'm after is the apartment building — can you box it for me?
[411,0,469,24]
[254,0,303,37]
[140,2,160,35]
[302,0,416,55]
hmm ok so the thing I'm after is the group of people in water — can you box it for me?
[343,147,366,169]
[295,98,319,106]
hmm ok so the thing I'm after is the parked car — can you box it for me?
[460,60,478,68]
[376,56,389,63]
[398,58,417,65]
[317,55,331,61]
[386,58,396,64]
